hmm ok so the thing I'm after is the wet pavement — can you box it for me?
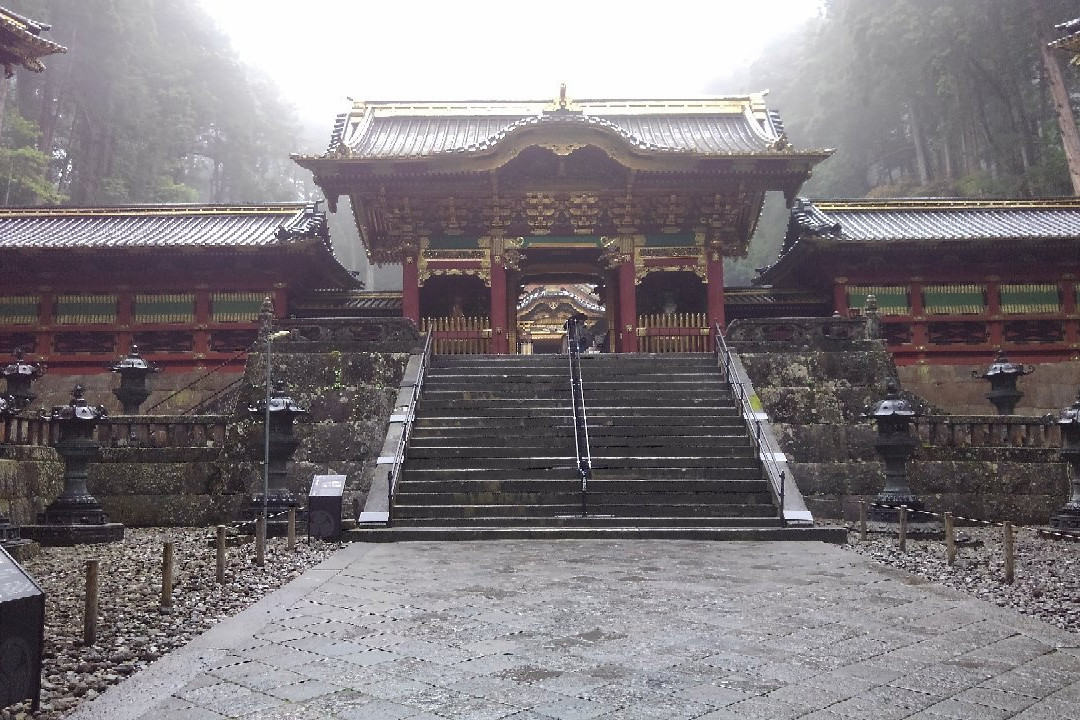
[69,540,1080,719]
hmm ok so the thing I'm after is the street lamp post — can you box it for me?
[261,330,290,549]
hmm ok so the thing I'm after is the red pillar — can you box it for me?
[1062,279,1078,348]
[193,288,211,357]
[833,278,849,316]
[402,255,420,328]
[490,260,509,354]
[618,261,638,353]
[986,280,1003,348]
[706,253,726,331]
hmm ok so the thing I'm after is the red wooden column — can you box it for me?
[193,287,211,357]
[490,259,509,354]
[401,254,420,328]
[909,281,928,355]
[618,260,638,353]
[35,289,54,360]
[986,279,1003,348]
[833,277,849,316]
[116,289,133,355]
[1062,278,1079,348]
[706,251,726,330]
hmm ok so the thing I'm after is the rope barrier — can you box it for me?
[145,346,250,414]
[853,500,1080,544]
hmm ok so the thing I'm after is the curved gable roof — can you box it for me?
[325,95,790,160]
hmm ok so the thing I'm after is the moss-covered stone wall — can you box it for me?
[728,318,1071,525]
[0,446,63,525]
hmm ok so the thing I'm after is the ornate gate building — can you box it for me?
[293,88,830,353]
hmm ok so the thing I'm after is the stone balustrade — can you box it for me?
[0,415,227,448]
[916,415,1060,449]
[99,416,227,448]
[0,415,57,446]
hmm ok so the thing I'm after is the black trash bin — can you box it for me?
[0,545,45,711]
[308,474,345,540]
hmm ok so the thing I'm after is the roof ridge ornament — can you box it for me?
[544,83,582,116]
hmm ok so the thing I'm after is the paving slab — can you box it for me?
[68,540,1080,720]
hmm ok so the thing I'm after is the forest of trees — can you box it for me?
[718,0,1080,282]
[724,0,1080,199]
[0,0,308,205]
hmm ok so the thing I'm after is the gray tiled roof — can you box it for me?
[329,96,788,159]
[0,204,328,249]
[792,199,1080,243]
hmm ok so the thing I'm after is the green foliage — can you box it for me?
[0,107,65,204]
[713,0,1080,201]
[0,0,304,206]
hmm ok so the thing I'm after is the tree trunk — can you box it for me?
[1033,0,1080,194]
[908,99,932,184]
[0,77,8,141]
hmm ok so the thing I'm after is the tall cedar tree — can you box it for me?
[0,0,307,205]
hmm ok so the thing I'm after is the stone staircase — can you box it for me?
[355,353,841,541]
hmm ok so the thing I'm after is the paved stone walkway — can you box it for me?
[71,540,1080,720]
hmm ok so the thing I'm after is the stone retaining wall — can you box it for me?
[728,318,1071,525]
[1,319,419,527]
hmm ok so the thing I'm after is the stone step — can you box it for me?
[393,491,775,507]
[391,504,780,520]
[349,526,846,542]
[386,515,786,529]
[401,466,763,481]
[394,478,769,494]
[404,454,759,471]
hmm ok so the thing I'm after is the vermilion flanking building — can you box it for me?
[293,90,831,353]
[0,203,359,373]
[758,198,1080,365]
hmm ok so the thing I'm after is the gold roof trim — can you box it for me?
[343,94,770,118]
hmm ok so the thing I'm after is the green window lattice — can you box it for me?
[55,294,117,324]
[0,296,39,324]
[922,284,986,315]
[134,293,195,324]
[212,292,265,322]
[999,284,1059,314]
[846,286,909,316]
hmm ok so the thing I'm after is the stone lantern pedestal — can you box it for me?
[1050,392,1080,531]
[21,386,125,546]
[865,378,942,537]
[242,381,308,536]
[110,345,159,414]
[973,350,1033,416]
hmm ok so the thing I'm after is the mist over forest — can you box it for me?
[3,0,1079,285]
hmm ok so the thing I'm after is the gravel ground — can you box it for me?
[1,528,342,720]
[5,526,1080,719]
[843,523,1080,634]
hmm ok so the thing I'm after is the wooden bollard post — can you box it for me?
[859,501,868,541]
[216,525,226,584]
[287,507,296,551]
[256,514,265,567]
[161,541,174,609]
[84,559,99,646]
[1004,522,1015,585]
[899,507,908,553]
[945,512,956,567]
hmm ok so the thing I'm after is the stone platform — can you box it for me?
[69,539,1080,720]
[20,522,125,546]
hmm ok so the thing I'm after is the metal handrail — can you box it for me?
[386,329,435,523]
[566,317,593,515]
[714,324,787,525]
